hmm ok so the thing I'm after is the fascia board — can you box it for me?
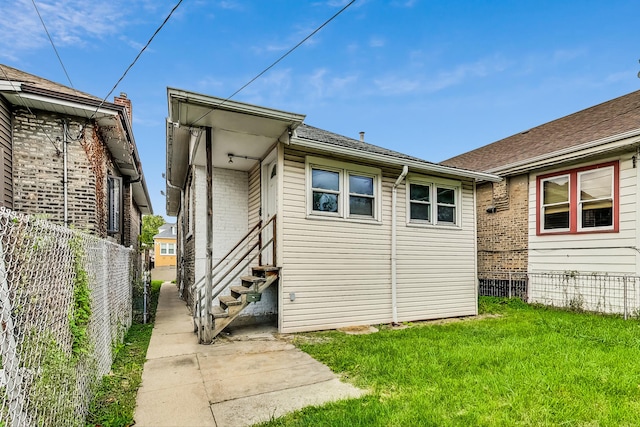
[167,87,306,125]
[489,130,640,176]
[290,137,501,183]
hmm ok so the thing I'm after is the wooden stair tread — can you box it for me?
[211,306,228,318]
[241,275,266,283]
[219,295,242,306]
[230,286,253,294]
[252,266,280,272]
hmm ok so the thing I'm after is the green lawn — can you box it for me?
[85,280,162,427]
[261,298,640,427]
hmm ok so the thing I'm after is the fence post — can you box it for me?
[143,271,149,324]
[623,276,628,320]
[508,271,512,299]
[0,240,31,427]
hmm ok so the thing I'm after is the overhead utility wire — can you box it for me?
[0,66,62,154]
[31,0,75,89]
[191,0,357,126]
[89,0,184,120]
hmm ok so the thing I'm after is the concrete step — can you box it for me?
[211,306,228,319]
[219,295,242,309]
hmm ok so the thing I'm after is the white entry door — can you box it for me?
[262,157,277,265]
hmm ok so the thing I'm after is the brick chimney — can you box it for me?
[114,92,132,125]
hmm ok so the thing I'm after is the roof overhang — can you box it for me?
[165,87,306,215]
[487,129,640,177]
[0,81,152,214]
[290,136,502,183]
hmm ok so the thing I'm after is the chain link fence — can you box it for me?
[479,270,640,319]
[0,208,135,426]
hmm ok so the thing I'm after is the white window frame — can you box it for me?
[540,174,571,233]
[577,166,614,232]
[160,242,175,255]
[406,175,461,228]
[306,156,382,222]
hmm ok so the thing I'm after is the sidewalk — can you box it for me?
[134,283,365,427]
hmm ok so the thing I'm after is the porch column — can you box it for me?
[204,126,213,343]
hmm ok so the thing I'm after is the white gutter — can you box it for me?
[391,165,409,324]
[487,129,640,176]
[290,137,501,183]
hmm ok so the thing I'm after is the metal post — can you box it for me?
[143,272,148,324]
[204,127,214,343]
[0,240,31,427]
[623,276,628,320]
[508,271,512,299]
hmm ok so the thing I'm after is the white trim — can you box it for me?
[576,166,614,232]
[292,137,501,182]
[305,156,382,222]
[405,175,462,228]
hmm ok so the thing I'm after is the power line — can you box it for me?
[191,0,357,126]
[0,66,61,154]
[90,0,184,120]
[31,0,75,89]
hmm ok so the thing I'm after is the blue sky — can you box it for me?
[1,0,639,220]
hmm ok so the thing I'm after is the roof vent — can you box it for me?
[359,131,365,142]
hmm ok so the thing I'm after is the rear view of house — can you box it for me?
[165,88,499,342]
[0,64,152,248]
[153,222,177,268]
[443,89,640,314]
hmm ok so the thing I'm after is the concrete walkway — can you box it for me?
[134,283,365,427]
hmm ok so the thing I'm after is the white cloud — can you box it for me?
[391,0,417,7]
[0,0,180,60]
[374,55,510,95]
[369,37,386,48]
[306,68,358,99]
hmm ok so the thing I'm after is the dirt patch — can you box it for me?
[337,325,379,335]
[412,313,502,326]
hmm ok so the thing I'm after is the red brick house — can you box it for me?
[0,64,152,247]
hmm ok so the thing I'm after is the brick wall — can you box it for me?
[476,174,529,273]
[212,167,249,261]
[11,107,136,245]
[13,108,99,232]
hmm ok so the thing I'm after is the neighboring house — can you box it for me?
[0,64,152,248]
[443,90,640,311]
[165,87,499,341]
[153,222,177,268]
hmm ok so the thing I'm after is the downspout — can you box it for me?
[62,120,69,226]
[391,165,409,324]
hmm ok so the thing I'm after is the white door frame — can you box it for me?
[261,149,278,265]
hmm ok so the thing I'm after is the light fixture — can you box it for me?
[227,153,261,163]
[228,153,234,164]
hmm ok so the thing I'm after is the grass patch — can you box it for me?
[85,280,163,427]
[260,297,640,426]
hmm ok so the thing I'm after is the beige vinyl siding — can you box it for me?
[396,180,477,321]
[248,163,260,228]
[528,155,638,274]
[280,146,479,333]
[0,96,12,208]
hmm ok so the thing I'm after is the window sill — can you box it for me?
[406,221,461,230]
[537,228,618,236]
[306,214,382,226]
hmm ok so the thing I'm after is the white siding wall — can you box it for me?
[280,148,479,333]
[528,155,638,274]
[194,166,207,285]
[396,181,478,320]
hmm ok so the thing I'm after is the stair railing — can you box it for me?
[192,215,277,337]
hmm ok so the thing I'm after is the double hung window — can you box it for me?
[407,179,459,226]
[537,162,618,234]
[307,157,381,221]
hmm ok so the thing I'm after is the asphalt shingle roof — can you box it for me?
[296,123,437,166]
[441,89,640,172]
[0,63,99,101]
[154,223,176,239]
